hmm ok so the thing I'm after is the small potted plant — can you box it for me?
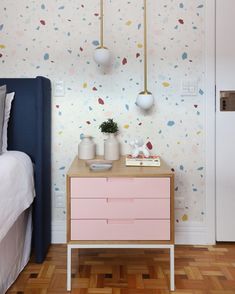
[99,118,120,160]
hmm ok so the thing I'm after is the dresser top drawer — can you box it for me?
[70,177,170,198]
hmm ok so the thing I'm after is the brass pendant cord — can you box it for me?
[144,0,148,93]
[100,0,104,48]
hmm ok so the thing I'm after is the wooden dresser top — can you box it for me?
[67,156,174,178]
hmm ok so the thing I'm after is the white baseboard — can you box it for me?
[51,221,214,245]
[175,223,213,245]
[52,220,66,244]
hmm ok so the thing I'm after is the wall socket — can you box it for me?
[54,81,65,97]
[55,192,65,208]
[181,80,198,96]
[175,197,184,209]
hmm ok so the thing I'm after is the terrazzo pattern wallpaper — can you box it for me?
[0,0,206,225]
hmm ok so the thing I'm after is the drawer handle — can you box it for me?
[106,219,135,225]
[106,198,134,203]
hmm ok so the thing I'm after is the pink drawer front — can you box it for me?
[71,198,170,219]
[71,177,170,199]
[70,178,107,198]
[107,178,170,198]
[71,219,170,240]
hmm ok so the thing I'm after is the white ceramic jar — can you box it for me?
[78,136,96,160]
[104,134,120,160]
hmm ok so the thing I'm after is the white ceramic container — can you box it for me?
[104,134,120,161]
[78,136,96,160]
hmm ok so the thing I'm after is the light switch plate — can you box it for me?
[54,81,65,97]
[181,80,198,96]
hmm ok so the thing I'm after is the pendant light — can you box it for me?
[94,0,111,66]
[136,0,154,110]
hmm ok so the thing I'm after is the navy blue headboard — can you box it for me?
[0,76,51,263]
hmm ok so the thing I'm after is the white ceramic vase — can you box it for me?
[78,136,96,160]
[104,133,120,161]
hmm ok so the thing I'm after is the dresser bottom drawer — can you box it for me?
[71,219,170,241]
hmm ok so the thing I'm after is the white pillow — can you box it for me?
[2,92,15,152]
[0,85,7,155]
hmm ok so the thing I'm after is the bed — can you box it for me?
[0,151,34,294]
[0,76,51,293]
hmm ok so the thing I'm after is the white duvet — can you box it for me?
[0,151,35,242]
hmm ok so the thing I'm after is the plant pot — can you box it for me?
[104,133,120,160]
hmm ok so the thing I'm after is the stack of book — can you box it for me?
[125,155,161,167]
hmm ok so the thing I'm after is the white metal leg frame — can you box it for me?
[67,244,175,292]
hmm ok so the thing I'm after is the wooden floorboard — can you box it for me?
[6,244,235,293]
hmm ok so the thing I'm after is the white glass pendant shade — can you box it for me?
[136,91,154,110]
[93,47,111,66]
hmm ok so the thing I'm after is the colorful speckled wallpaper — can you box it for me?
[0,0,205,225]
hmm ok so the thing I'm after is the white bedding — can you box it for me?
[0,151,35,242]
[0,208,32,294]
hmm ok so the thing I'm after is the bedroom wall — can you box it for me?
[0,0,206,242]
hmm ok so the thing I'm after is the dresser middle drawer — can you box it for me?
[71,198,170,219]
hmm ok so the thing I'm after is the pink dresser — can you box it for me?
[66,156,175,291]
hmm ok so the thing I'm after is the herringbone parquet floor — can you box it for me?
[6,244,235,294]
